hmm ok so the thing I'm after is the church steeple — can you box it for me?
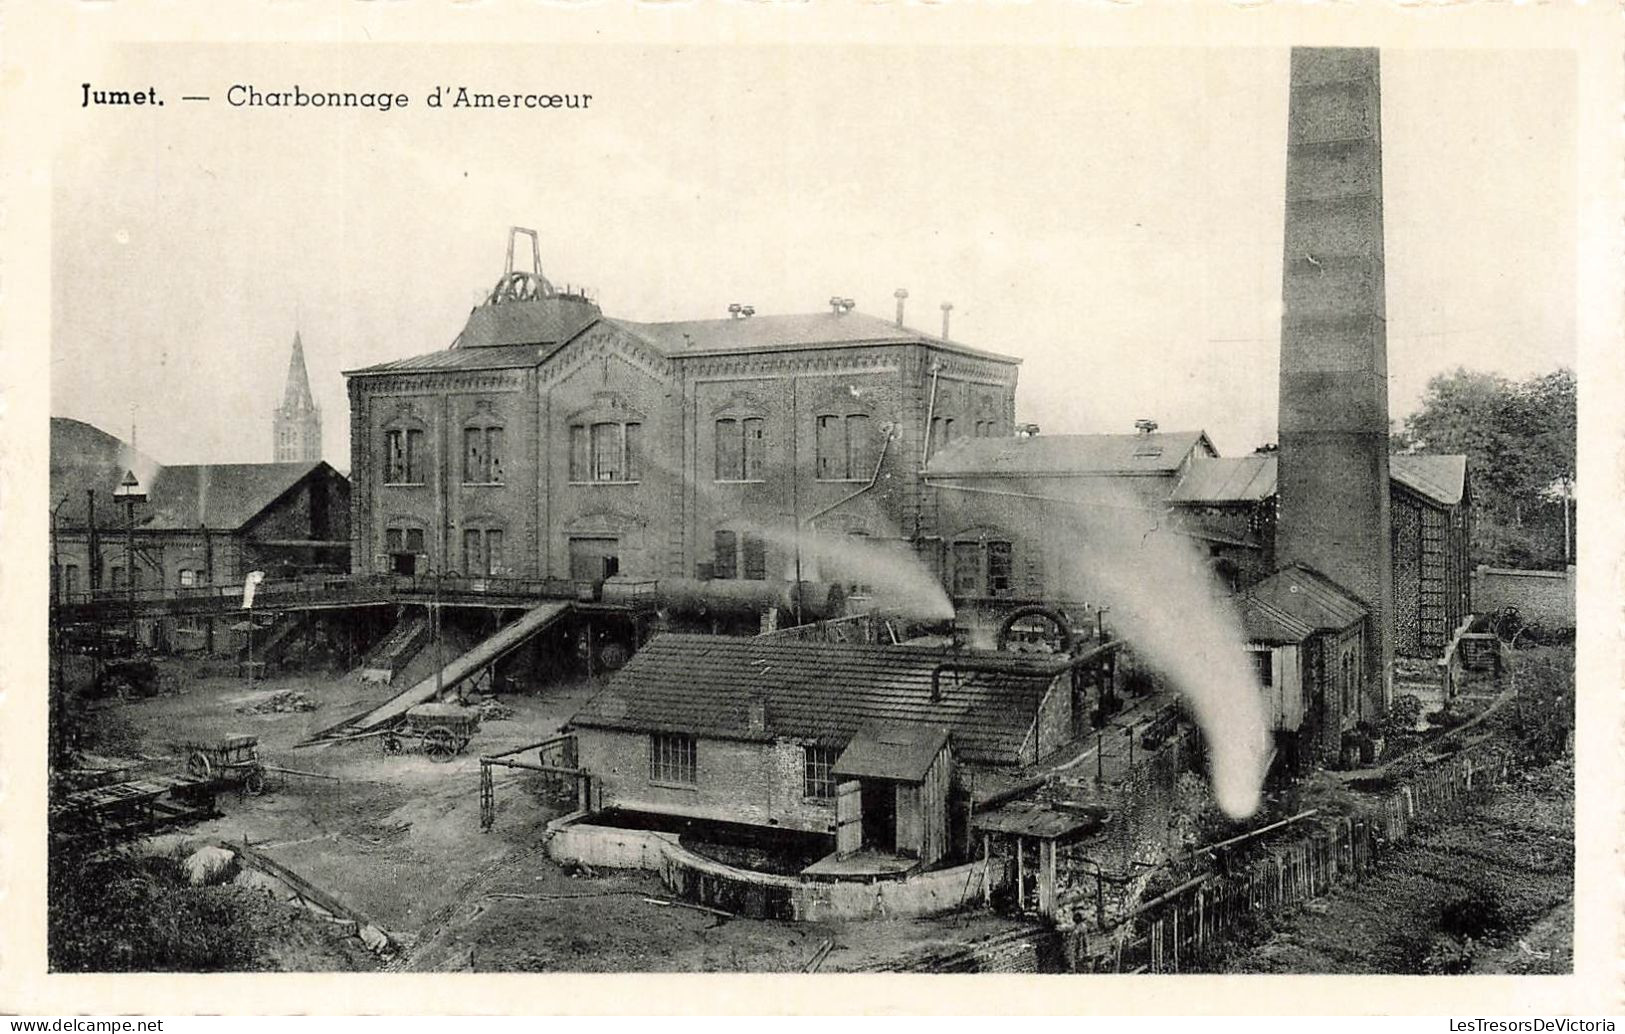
[273,331,323,462]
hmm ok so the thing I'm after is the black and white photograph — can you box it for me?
[4,2,1620,1018]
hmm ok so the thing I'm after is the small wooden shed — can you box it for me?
[832,723,953,866]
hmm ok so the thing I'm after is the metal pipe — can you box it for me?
[920,359,942,468]
[806,424,896,524]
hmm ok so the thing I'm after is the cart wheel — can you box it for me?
[382,734,403,756]
[425,727,457,763]
[187,751,213,780]
[245,768,267,796]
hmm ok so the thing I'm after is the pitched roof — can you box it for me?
[1390,454,1468,506]
[833,723,951,783]
[141,462,337,531]
[1238,564,1367,643]
[452,296,602,350]
[49,418,160,526]
[1169,455,1278,503]
[346,343,552,376]
[925,431,1214,478]
[570,634,1069,767]
[609,311,1020,364]
[1165,453,1468,508]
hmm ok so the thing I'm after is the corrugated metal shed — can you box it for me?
[925,431,1214,478]
[832,723,950,783]
[1169,455,1279,503]
[1238,563,1366,644]
[570,634,1069,767]
[1390,454,1468,507]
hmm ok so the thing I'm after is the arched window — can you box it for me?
[570,421,641,482]
[815,411,875,481]
[462,527,505,576]
[463,425,505,484]
[714,417,767,482]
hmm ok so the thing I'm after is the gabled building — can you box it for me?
[568,634,1078,868]
[50,417,351,604]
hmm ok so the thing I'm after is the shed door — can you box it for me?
[835,779,862,856]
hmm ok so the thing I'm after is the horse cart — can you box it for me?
[381,703,480,762]
[182,734,267,794]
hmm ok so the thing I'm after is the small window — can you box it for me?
[714,530,738,580]
[650,733,697,786]
[803,745,838,800]
[110,566,125,590]
[179,569,198,588]
[1249,650,1273,687]
[386,527,404,552]
[741,534,767,581]
[62,564,80,596]
[405,528,425,554]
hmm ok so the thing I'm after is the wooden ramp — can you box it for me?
[307,601,572,741]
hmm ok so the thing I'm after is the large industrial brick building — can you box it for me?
[345,256,1020,590]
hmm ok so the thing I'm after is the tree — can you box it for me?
[1397,366,1575,569]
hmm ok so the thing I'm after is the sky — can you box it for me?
[50,44,1576,468]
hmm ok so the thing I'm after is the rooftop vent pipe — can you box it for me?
[829,296,855,315]
[1134,418,1159,435]
[728,303,755,319]
[940,301,954,339]
[894,288,909,328]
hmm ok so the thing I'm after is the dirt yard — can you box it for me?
[75,656,1025,972]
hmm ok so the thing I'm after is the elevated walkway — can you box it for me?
[306,601,573,742]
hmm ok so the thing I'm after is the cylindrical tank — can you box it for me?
[599,578,845,623]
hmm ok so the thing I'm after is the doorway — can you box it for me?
[569,537,621,581]
[860,780,896,853]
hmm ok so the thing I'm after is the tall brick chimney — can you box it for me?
[1276,47,1393,716]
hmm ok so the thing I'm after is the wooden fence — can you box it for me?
[1093,745,1509,973]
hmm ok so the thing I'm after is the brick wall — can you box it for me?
[577,727,838,835]
[1472,565,1576,628]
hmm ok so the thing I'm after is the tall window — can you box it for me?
[62,564,79,596]
[715,417,766,481]
[987,540,1013,596]
[713,530,738,579]
[741,534,767,581]
[463,426,505,484]
[572,421,641,482]
[110,566,125,590]
[803,745,838,800]
[815,412,874,481]
[650,733,697,785]
[713,531,767,581]
[930,416,957,457]
[953,539,1014,597]
[385,428,426,484]
[463,528,503,576]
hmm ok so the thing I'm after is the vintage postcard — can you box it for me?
[1,0,1619,1017]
